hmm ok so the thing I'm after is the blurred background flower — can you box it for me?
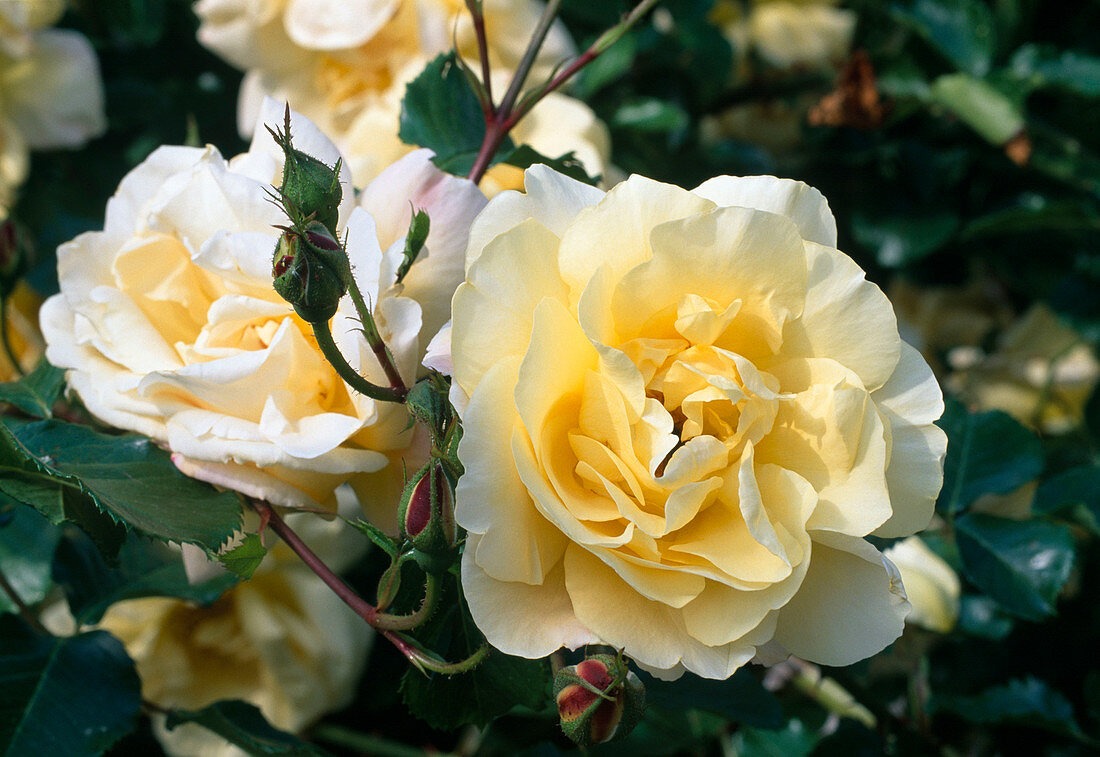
[0,0,105,217]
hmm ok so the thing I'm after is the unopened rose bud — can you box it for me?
[269,106,343,235]
[398,460,457,573]
[553,654,645,747]
[271,231,345,323]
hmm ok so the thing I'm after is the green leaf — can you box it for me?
[0,621,141,756]
[165,700,331,756]
[931,73,1024,144]
[347,518,399,559]
[217,534,267,580]
[0,507,59,615]
[399,573,549,730]
[936,400,1044,514]
[611,98,690,135]
[961,196,1100,239]
[398,53,512,176]
[401,648,550,731]
[573,29,638,99]
[0,418,241,550]
[1009,44,1100,98]
[729,720,817,757]
[53,529,236,625]
[501,144,599,186]
[957,595,1014,639]
[955,513,1075,621]
[0,362,65,419]
[891,0,996,76]
[851,209,958,267]
[1032,465,1100,535]
[639,668,783,729]
[937,677,1089,741]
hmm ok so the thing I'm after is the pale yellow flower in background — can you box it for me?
[712,0,856,73]
[41,100,486,513]
[194,0,611,192]
[100,502,370,757]
[945,304,1100,434]
[442,167,946,678]
[0,0,105,215]
[884,536,959,633]
[0,280,44,380]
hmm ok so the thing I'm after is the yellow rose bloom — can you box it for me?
[0,0,105,215]
[0,280,43,381]
[194,0,611,192]
[713,0,856,73]
[40,101,486,512]
[445,167,946,678]
[100,507,370,756]
[884,536,959,633]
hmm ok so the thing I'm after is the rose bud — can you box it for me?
[271,231,345,323]
[398,460,457,573]
[553,654,646,747]
[269,106,343,235]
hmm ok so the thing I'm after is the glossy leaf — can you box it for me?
[955,513,1075,621]
[1033,465,1100,535]
[0,419,241,550]
[0,621,141,756]
[217,534,267,581]
[891,0,996,76]
[0,361,65,419]
[937,677,1089,741]
[165,700,331,756]
[937,401,1044,514]
[639,668,783,729]
[0,507,58,615]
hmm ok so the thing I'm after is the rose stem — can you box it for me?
[464,0,494,118]
[338,264,409,396]
[251,499,476,674]
[0,563,47,634]
[0,298,25,377]
[465,0,661,185]
[311,318,406,402]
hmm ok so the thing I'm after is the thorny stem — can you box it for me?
[0,563,47,634]
[465,0,661,185]
[0,298,25,377]
[497,0,563,118]
[311,318,406,403]
[251,499,481,674]
[339,265,408,396]
[464,0,493,115]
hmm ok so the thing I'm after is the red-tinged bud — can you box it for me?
[553,653,646,747]
[270,230,345,323]
[398,460,457,573]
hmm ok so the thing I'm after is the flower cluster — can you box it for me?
[41,100,485,513]
[0,0,105,215]
[194,0,611,191]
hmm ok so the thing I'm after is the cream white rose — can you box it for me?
[100,502,370,757]
[712,0,856,73]
[0,0,105,214]
[447,167,947,678]
[883,536,960,633]
[194,0,611,191]
[41,100,486,512]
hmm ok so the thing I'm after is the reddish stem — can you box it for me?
[465,0,494,118]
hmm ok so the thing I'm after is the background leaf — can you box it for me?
[164,700,331,756]
[0,362,65,419]
[937,401,1044,514]
[0,622,141,756]
[955,513,1075,621]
